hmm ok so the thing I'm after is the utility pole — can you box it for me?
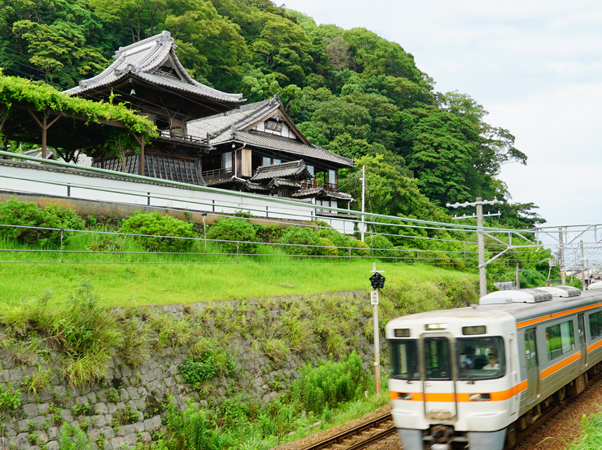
[516,263,520,289]
[360,165,366,242]
[559,228,566,285]
[581,240,586,291]
[447,197,501,297]
[476,198,487,297]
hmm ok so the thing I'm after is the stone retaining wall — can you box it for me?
[0,291,383,450]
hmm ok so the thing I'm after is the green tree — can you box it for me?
[250,14,313,85]
[0,0,109,88]
[399,92,526,205]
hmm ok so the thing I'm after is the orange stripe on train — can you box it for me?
[517,302,602,329]
[390,380,529,403]
[588,339,602,353]
[541,352,581,379]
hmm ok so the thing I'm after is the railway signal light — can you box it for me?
[370,272,386,290]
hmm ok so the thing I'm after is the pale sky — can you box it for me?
[284,0,602,227]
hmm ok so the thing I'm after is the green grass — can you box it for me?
[0,233,477,308]
[568,410,602,449]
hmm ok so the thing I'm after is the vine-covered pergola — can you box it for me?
[0,74,157,175]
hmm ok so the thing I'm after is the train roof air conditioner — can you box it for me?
[537,286,581,298]
[479,288,553,305]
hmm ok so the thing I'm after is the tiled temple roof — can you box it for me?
[93,154,204,185]
[187,96,354,168]
[63,31,244,105]
[250,160,310,181]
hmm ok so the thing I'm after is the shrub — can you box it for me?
[277,227,322,255]
[318,227,351,248]
[349,238,370,257]
[0,198,83,246]
[206,217,258,254]
[365,234,395,259]
[256,224,284,242]
[319,237,338,257]
[120,211,195,252]
[43,203,86,230]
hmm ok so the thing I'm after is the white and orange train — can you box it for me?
[385,286,602,450]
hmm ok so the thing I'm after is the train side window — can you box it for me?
[546,320,575,361]
[589,311,602,339]
[389,340,419,380]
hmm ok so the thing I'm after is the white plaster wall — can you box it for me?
[0,164,355,234]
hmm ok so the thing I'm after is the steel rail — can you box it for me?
[299,412,394,450]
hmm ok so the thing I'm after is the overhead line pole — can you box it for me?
[559,228,566,285]
[360,165,366,242]
[447,197,502,297]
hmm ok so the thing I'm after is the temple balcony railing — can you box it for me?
[201,167,234,185]
[157,130,210,146]
[299,180,339,192]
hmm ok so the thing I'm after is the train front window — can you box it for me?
[390,340,419,380]
[457,337,505,380]
[425,337,451,380]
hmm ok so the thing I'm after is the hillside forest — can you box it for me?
[0,0,555,284]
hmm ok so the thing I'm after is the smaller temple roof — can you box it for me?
[187,95,354,168]
[250,160,310,181]
[292,187,353,200]
[63,31,244,105]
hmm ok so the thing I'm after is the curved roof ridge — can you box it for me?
[62,30,244,103]
[113,30,174,58]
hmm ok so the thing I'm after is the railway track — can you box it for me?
[295,366,602,450]
[299,412,396,450]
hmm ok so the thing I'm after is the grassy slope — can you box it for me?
[0,260,477,308]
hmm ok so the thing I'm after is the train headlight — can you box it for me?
[469,393,491,401]
[394,328,410,337]
[397,392,413,400]
[425,323,447,331]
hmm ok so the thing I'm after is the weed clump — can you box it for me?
[293,352,368,413]
[179,338,237,390]
[0,281,123,387]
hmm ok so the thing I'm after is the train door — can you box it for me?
[524,328,539,404]
[423,336,457,420]
[578,314,588,370]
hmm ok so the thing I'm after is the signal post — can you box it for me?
[369,263,385,395]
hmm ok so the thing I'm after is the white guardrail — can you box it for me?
[0,152,357,235]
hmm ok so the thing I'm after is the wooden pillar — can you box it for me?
[41,115,47,158]
[140,137,145,176]
[130,132,145,176]
[28,110,60,158]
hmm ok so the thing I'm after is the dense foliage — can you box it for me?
[0,0,543,228]
[0,74,156,136]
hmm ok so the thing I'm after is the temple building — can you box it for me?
[63,31,354,210]
[187,95,354,210]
